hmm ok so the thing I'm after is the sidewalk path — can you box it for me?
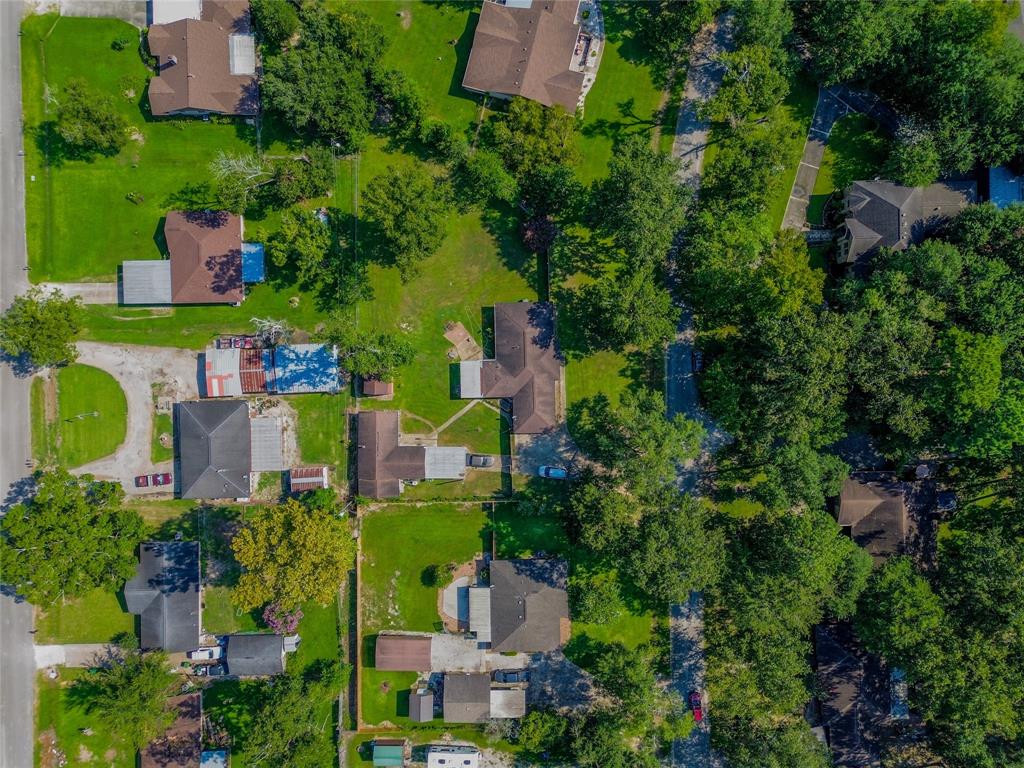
[71,342,199,492]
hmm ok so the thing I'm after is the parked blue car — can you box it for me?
[537,465,568,480]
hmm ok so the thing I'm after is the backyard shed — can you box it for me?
[410,689,435,722]
[374,633,433,671]
[225,633,285,676]
[289,466,330,494]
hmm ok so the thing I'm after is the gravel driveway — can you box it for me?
[72,342,199,493]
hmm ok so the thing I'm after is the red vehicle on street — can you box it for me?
[689,691,704,723]
[134,475,150,488]
[152,473,172,486]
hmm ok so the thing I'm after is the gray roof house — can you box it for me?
[176,400,252,499]
[124,541,201,652]
[837,180,975,269]
[224,633,285,676]
[837,473,908,564]
[488,558,569,652]
[443,672,492,723]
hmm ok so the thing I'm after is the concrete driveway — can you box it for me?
[71,342,199,492]
[39,281,118,304]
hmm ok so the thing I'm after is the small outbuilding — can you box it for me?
[409,688,435,723]
[224,633,285,676]
[372,738,407,767]
[289,466,330,494]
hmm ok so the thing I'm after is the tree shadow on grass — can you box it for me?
[580,97,660,143]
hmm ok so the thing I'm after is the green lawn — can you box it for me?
[577,4,669,182]
[291,392,351,487]
[54,364,127,467]
[399,470,509,501]
[36,669,134,768]
[767,71,820,231]
[30,377,55,463]
[807,113,889,225]
[152,411,172,463]
[21,15,258,282]
[35,587,133,645]
[437,402,503,454]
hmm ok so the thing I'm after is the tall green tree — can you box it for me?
[232,499,355,611]
[0,470,145,605]
[77,650,177,751]
[576,266,679,352]
[362,163,451,279]
[250,0,299,50]
[0,288,83,368]
[56,78,128,159]
[704,45,790,126]
[318,315,414,381]
[486,97,579,176]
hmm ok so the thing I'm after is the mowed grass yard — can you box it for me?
[20,15,257,282]
[291,392,352,486]
[32,364,128,468]
[807,113,889,226]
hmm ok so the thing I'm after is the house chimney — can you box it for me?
[168,54,178,65]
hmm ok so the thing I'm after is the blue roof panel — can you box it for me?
[271,344,341,394]
[242,242,266,283]
[989,166,1023,209]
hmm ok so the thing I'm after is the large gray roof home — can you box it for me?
[459,302,563,434]
[124,541,201,652]
[488,558,568,652]
[176,400,251,499]
[443,672,492,723]
[837,473,908,564]
[224,633,285,676]
[356,410,467,498]
[837,179,975,269]
[463,0,587,111]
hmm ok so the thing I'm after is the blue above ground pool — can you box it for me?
[242,241,266,283]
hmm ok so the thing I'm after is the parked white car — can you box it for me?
[188,646,223,661]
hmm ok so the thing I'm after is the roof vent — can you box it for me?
[168,54,178,65]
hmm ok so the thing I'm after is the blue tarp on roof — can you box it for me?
[270,344,341,394]
[989,166,1023,209]
[200,750,228,768]
[242,242,266,283]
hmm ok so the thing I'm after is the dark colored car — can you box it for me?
[468,454,495,468]
[691,349,705,374]
[134,475,150,488]
[689,690,704,722]
[152,472,172,486]
[494,669,529,684]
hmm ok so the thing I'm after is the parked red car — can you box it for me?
[689,690,704,723]
[134,475,150,488]
[152,473,172,486]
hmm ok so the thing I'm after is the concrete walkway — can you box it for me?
[71,342,199,492]
[39,281,118,304]
[672,13,734,190]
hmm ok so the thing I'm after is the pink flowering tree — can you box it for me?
[262,601,303,635]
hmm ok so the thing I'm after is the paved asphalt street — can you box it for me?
[1,1,36,766]
[667,15,733,768]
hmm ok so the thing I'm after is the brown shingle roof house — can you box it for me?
[836,179,974,270]
[147,0,259,117]
[459,302,563,434]
[489,558,569,652]
[356,410,467,498]
[463,0,586,111]
[140,692,202,768]
[837,473,908,564]
[374,632,433,671]
[166,210,244,304]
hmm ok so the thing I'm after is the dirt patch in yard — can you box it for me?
[42,373,58,423]
[37,729,64,768]
[444,321,483,361]
[398,8,412,29]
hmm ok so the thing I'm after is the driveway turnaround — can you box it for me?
[71,342,199,492]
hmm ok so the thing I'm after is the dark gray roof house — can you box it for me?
[837,180,975,269]
[443,672,492,723]
[224,633,285,676]
[176,400,251,499]
[837,473,908,564]
[124,541,201,652]
[489,558,569,652]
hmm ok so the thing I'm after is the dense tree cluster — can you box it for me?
[318,314,415,382]
[56,78,128,159]
[0,469,145,605]
[797,0,1024,175]
[261,5,422,151]
[0,287,83,369]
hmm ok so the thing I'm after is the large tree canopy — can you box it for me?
[0,288,83,368]
[232,498,355,611]
[0,470,145,605]
[56,78,128,159]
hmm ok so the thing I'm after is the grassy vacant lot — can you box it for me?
[20,15,256,282]
[36,669,134,768]
[35,587,134,645]
[807,113,889,225]
[35,364,127,468]
[291,392,352,486]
